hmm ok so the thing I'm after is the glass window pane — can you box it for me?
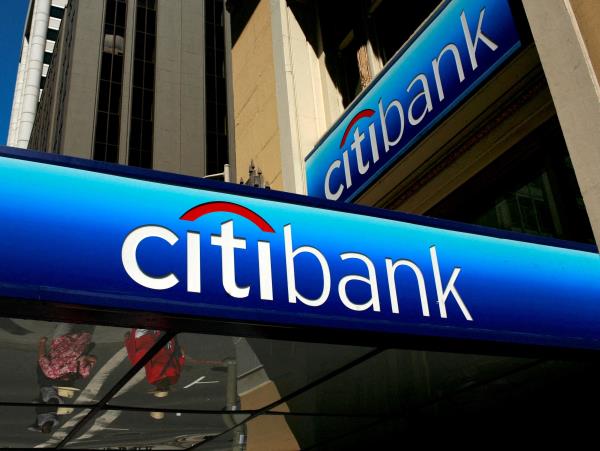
[216,49,225,77]
[135,32,145,58]
[146,10,156,34]
[206,23,215,46]
[95,111,107,142]
[140,148,152,168]
[217,110,227,135]
[97,80,110,112]
[141,120,153,148]
[216,78,226,104]
[130,118,142,148]
[205,47,215,75]
[270,349,533,416]
[0,406,90,448]
[111,55,123,81]
[206,103,216,133]
[50,5,65,19]
[136,6,146,32]
[133,59,144,87]
[215,0,224,26]
[115,1,126,28]
[94,142,107,161]
[105,0,116,25]
[63,410,238,449]
[107,113,120,145]
[427,118,594,243]
[108,83,121,114]
[131,87,143,118]
[0,319,138,404]
[291,361,600,448]
[144,63,155,90]
[205,0,215,25]
[100,53,111,80]
[142,93,153,121]
[215,27,225,50]
[128,149,140,167]
[107,333,373,413]
[144,37,155,63]
[46,28,59,42]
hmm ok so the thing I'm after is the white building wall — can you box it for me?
[7,0,67,147]
[16,0,51,148]
[7,39,29,146]
[271,0,330,194]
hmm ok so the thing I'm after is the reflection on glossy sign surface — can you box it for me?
[0,149,599,351]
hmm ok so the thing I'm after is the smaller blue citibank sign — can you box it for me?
[0,148,599,352]
[305,0,521,202]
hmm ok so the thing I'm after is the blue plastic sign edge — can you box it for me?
[305,0,523,202]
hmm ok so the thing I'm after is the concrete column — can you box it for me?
[154,0,206,176]
[7,39,29,146]
[522,0,600,244]
[271,0,327,194]
[224,4,236,182]
[17,0,51,148]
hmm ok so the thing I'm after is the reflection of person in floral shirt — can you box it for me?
[37,333,97,381]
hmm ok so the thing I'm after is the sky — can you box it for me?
[0,0,29,145]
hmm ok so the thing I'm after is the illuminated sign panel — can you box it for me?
[0,149,599,351]
[305,0,521,202]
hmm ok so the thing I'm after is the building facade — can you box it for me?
[7,0,67,148]
[1,0,599,449]
[226,0,600,448]
[8,0,233,178]
[229,0,599,245]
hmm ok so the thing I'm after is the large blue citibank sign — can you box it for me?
[0,148,599,352]
[305,0,521,202]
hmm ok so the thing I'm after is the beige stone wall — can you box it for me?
[240,382,299,451]
[231,0,283,189]
[523,0,600,243]
[61,0,105,158]
[154,0,205,176]
[571,0,600,82]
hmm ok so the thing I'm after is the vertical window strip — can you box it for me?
[205,0,228,175]
[128,0,156,168]
[93,0,127,163]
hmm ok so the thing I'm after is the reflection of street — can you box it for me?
[52,331,243,449]
[0,319,247,449]
[124,329,185,399]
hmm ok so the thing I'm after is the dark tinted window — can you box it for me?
[94,0,127,163]
[128,0,156,168]
[428,118,595,244]
[205,0,229,175]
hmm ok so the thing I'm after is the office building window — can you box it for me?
[46,27,59,42]
[50,5,65,19]
[94,0,127,163]
[205,0,229,175]
[369,0,439,65]
[318,0,439,107]
[129,0,156,168]
[428,118,595,244]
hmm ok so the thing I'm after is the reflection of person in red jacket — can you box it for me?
[124,329,185,398]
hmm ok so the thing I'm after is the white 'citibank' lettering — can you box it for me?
[324,8,498,200]
[121,221,473,321]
